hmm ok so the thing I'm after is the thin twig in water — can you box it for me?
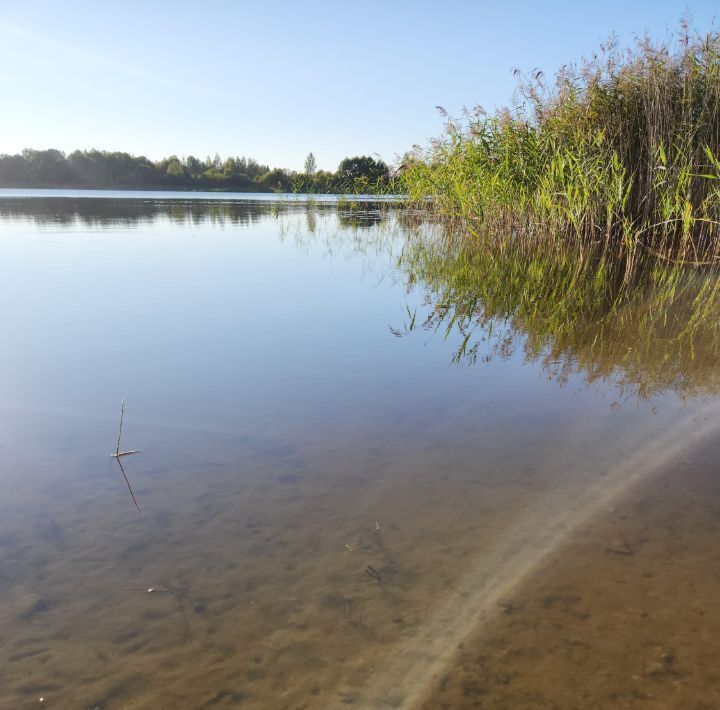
[111,398,140,458]
[110,399,141,512]
[115,455,141,513]
[115,398,124,455]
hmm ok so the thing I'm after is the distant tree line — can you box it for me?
[0,149,394,194]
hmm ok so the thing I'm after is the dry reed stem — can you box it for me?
[111,398,141,512]
[112,398,140,457]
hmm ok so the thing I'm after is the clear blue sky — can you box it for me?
[0,1,717,171]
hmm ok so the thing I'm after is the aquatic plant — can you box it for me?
[401,24,720,274]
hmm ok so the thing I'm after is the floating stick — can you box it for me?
[111,398,140,458]
[115,398,124,455]
[110,399,141,512]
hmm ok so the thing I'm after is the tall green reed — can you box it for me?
[401,25,720,277]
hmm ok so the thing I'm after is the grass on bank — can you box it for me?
[401,24,720,277]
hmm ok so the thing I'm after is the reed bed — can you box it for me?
[401,25,720,278]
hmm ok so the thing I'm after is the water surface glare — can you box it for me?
[1,194,719,709]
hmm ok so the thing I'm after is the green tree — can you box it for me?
[337,155,389,182]
[257,168,292,192]
[184,155,203,177]
[165,157,186,178]
[304,152,317,176]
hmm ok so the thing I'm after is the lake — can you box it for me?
[1,190,719,709]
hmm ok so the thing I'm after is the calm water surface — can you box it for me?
[1,192,719,709]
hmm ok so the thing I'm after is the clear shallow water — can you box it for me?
[0,194,719,709]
